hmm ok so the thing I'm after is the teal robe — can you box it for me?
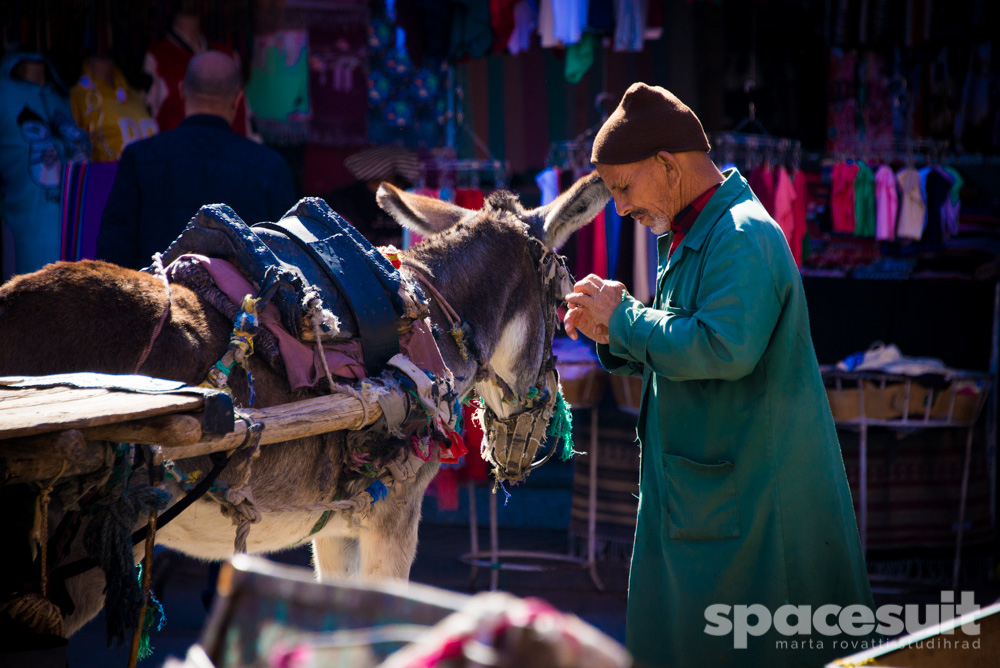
[598,169,874,667]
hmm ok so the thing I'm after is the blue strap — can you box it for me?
[366,480,388,504]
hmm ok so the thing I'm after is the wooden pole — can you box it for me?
[1,388,386,481]
[83,414,202,447]
[162,392,383,460]
[1,430,107,484]
[128,505,158,668]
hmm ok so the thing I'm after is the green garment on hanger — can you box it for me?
[565,32,601,84]
[854,160,875,237]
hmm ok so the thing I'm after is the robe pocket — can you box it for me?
[663,453,742,541]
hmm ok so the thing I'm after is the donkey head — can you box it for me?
[377,172,610,484]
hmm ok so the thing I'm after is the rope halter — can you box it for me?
[405,230,575,488]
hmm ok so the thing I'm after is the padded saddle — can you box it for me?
[159,197,404,376]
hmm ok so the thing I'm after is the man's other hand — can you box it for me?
[563,274,626,344]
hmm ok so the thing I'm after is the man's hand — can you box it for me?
[562,274,627,344]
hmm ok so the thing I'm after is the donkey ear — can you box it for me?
[376,183,473,236]
[529,171,611,250]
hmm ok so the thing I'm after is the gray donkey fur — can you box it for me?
[0,172,610,641]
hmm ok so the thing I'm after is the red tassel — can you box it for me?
[439,429,468,463]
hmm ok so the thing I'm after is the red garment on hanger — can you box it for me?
[748,163,776,215]
[830,161,860,234]
[791,171,809,266]
[574,209,607,279]
[145,34,248,136]
[455,188,485,210]
[490,0,519,53]
[774,167,798,263]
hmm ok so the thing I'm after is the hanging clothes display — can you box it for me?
[309,4,369,145]
[773,166,799,260]
[632,218,650,303]
[921,167,954,247]
[454,187,485,210]
[941,166,963,238]
[490,0,520,53]
[537,0,559,48]
[507,1,539,54]
[244,30,311,145]
[565,32,601,83]
[613,0,648,52]
[853,161,875,237]
[0,52,90,279]
[60,161,117,262]
[552,0,588,45]
[830,161,860,234]
[895,166,926,240]
[144,28,249,136]
[748,162,775,215]
[873,164,898,241]
[605,199,622,284]
[791,171,808,266]
[70,58,158,162]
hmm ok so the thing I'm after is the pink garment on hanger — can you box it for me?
[874,164,898,241]
[791,171,808,267]
[748,163,776,215]
[830,161,860,234]
[773,167,798,261]
[591,209,607,279]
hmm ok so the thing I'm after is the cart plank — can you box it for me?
[0,387,108,410]
[0,386,206,440]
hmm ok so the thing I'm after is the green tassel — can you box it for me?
[547,391,575,461]
[136,563,166,660]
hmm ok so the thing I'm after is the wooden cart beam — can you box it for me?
[82,414,203,447]
[163,392,384,460]
[1,430,107,484]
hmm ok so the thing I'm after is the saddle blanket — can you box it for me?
[166,253,447,391]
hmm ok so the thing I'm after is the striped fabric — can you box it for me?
[344,146,420,184]
[570,423,639,561]
[60,161,118,261]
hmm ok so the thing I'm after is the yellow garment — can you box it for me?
[70,63,158,162]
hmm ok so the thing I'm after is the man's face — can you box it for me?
[596,155,680,236]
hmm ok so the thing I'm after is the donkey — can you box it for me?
[0,171,610,642]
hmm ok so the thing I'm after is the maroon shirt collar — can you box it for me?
[671,183,722,237]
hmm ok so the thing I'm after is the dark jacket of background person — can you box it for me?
[97,114,295,269]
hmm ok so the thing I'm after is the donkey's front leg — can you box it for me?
[358,497,422,580]
[358,460,440,580]
[312,535,360,581]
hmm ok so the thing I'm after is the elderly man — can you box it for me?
[564,83,874,667]
[98,51,294,269]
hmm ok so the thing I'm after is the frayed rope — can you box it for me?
[82,482,170,649]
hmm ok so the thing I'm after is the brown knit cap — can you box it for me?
[591,82,710,165]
